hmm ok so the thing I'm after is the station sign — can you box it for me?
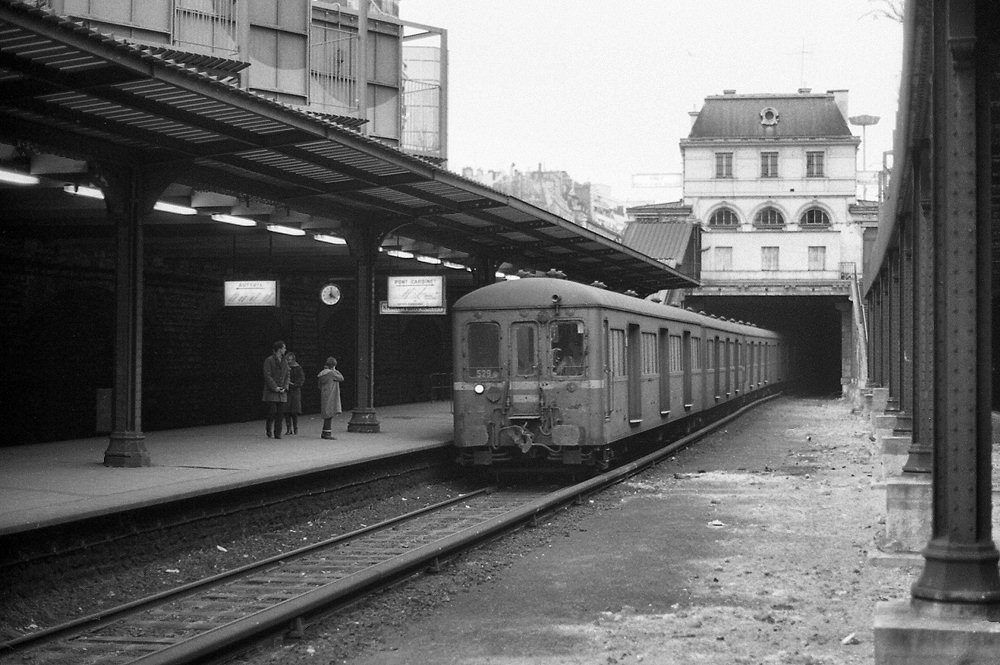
[386,275,444,308]
[379,301,446,315]
[224,280,279,307]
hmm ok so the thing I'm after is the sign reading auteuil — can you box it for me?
[224,280,279,307]
[387,276,444,308]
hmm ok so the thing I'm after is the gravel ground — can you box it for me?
[231,395,924,665]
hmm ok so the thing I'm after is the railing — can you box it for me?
[310,23,360,116]
[173,0,240,57]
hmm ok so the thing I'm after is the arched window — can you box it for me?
[800,208,831,227]
[708,208,739,227]
[753,207,785,228]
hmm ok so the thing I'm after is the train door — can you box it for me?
[710,335,720,401]
[509,321,539,417]
[627,323,642,424]
[658,328,670,417]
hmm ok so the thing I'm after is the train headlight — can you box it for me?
[474,384,485,395]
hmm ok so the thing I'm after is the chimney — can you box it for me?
[723,89,736,95]
[689,110,700,128]
[798,87,812,94]
[828,89,849,123]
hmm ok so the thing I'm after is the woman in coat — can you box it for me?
[262,340,290,439]
[318,356,344,440]
[283,351,305,435]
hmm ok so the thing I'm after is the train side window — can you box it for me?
[551,320,585,376]
[641,331,657,375]
[511,322,538,377]
[467,322,501,380]
[691,337,701,370]
[669,335,683,372]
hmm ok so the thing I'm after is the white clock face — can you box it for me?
[321,284,341,305]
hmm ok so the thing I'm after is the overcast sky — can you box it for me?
[399,0,904,204]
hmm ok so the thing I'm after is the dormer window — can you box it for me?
[760,106,779,126]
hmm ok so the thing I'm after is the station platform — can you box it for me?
[0,401,454,537]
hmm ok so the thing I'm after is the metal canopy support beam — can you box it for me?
[343,222,390,433]
[100,167,170,467]
[911,0,1000,605]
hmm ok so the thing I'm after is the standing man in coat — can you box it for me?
[262,340,290,439]
[318,356,344,440]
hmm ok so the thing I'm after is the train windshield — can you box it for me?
[551,320,585,376]
[466,322,501,380]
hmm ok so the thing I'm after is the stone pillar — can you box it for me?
[835,302,853,393]
[343,223,389,433]
[99,168,168,467]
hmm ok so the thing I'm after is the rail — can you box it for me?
[1,393,777,665]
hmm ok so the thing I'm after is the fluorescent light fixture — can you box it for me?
[386,249,414,259]
[495,271,506,278]
[153,201,197,216]
[442,261,468,270]
[0,168,39,185]
[416,255,442,265]
[313,233,347,245]
[504,274,521,280]
[211,213,256,227]
[266,224,306,236]
[63,184,104,199]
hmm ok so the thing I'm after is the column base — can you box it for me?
[103,430,150,467]
[348,408,381,433]
[879,434,913,480]
[880,473,931,553]
[875,599,1000,664]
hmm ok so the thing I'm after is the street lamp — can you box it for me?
[849,114,880,172]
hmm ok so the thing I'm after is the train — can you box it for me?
[451,277,787,469]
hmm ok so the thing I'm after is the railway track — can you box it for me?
[0,395,775,665]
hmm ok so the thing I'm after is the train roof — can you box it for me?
[453,278,779,338]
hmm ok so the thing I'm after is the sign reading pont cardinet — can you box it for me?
[224,280,279,307]
[387,276,444,308]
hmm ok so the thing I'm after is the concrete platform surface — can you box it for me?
[0,401,454,536]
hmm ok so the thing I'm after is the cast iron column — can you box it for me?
[903,153,933,474]
[911,0,1000,603]
[99,167,165,467]
[471,254,502,289]
[344,223,388,433]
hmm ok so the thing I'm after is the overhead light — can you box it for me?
[266,224,306,236]
[0,168,39,185]
[211,213,256,227]
[495,271,506,278]
[314,233,348,245]
[386,249,414,259]
[63,184,104,199]
[442,261,468,270]
[416,255,442,265]
[505,274,521,280]
[154,201,197,216]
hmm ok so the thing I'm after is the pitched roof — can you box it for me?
[686,93,856,141]
[622,221,695,267]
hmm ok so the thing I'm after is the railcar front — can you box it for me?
[452,278,610,468]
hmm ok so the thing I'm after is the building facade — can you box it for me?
[36,0,447,160]
[631,89,880,394]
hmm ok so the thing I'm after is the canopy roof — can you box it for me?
[0,1,696,293]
